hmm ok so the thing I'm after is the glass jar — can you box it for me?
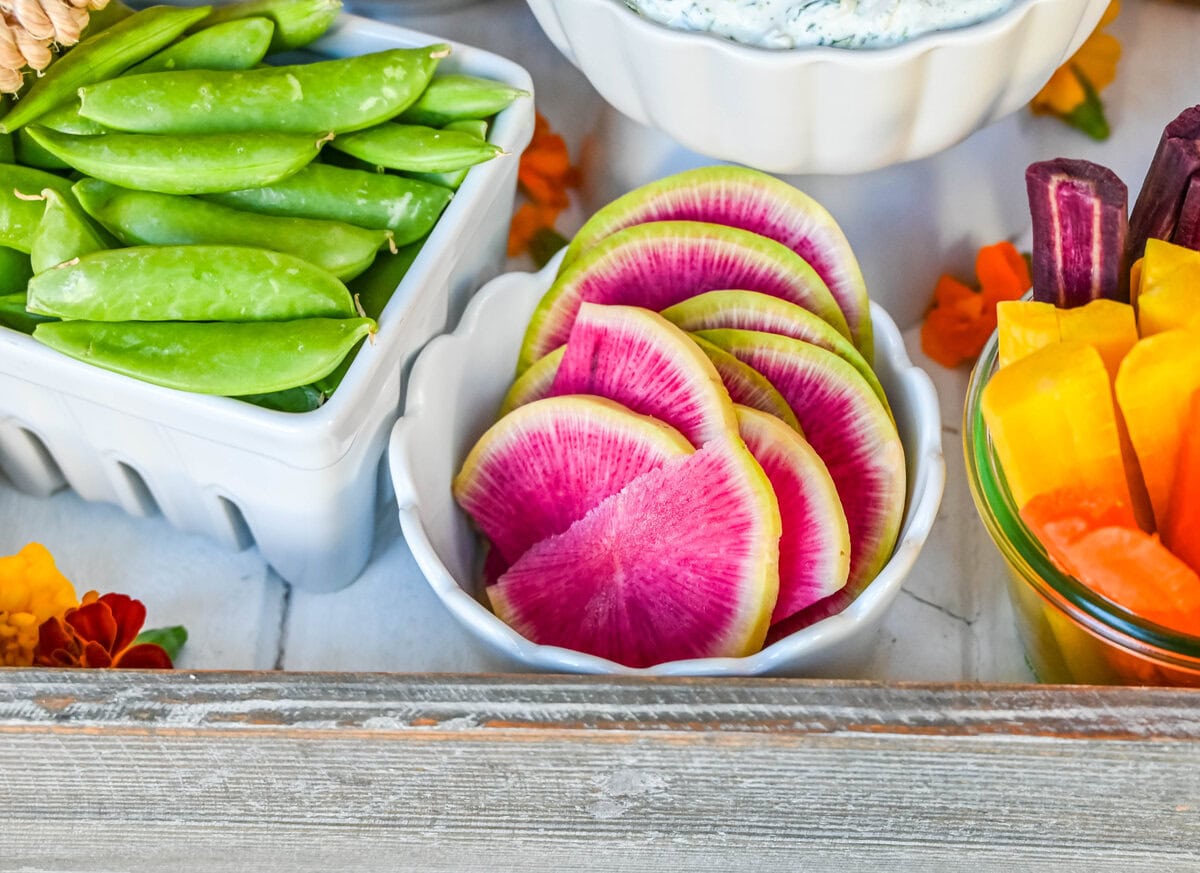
[964,332,1200,685]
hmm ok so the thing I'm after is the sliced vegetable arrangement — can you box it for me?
[983,104,1200,636]
[0,0,527,410]
[453,165,907,668]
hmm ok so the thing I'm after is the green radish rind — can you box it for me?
[32,317,375,396]
[499,345,565,417]
[487,435,782,667]
[519,220,850,374]
[698,328,904,601]
[558,165,874,363]
[662,289,889,412]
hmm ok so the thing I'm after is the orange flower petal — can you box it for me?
[114,643,173,670]
[977,241,1032,306]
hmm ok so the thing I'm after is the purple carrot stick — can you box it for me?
[1127,105,1200,261]
[1026,158,1129,308]
[1172,175,1200,251]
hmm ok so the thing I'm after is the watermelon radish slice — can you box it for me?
[488,437,782,667]
[499,346,565,417]
[558,165,873,361]
[693,336,801,432]
[662,290,887,408]
[500,336,801,434]
[518,220,850,374]
[453,394,693,566]
[699,329,905,603]
[736,406,850,625]
[550,303,737,447]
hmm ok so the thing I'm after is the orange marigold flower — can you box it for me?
[921,241,1032,368]
[509,112,580,262]
[0,543,79,667]
[34,591,172,669]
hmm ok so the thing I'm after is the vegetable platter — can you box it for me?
[0,1,535,593]
[3,1,1200,869]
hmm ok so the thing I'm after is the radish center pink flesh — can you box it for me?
[550,304,733,447]
[489,440,776,668]
[738,410,849,624]
[454,397,691,565]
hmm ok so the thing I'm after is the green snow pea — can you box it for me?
[398,74,529,127]
[405,118,488,191]
[25,127,327,195]
[200,162,451,244]
[0,163,74,252]
[73,179,390,281]
[0,4,213,134]
[348,234,426,321]
[36,102,108,136]
[13,129,71,170]
[33,316,376,396]
[81,0,137,35]
[238,384,326,413]
[0,292,54,335]
[195,0,341,53]
[330,122,503,173]
[0,247,33,295]
[0,133,12,164]
[127,17,276,75]
[30,188,117,274]
[27,245,355,322]
[77,46,450,135]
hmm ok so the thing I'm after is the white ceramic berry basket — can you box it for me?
[0,12,534,593]
[390,251,946,676]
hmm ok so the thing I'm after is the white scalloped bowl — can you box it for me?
[524,0,1111,175]
[389,251,945,676]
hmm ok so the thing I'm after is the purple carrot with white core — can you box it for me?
[1127,105,1200,261]
[1026,158,1128,308]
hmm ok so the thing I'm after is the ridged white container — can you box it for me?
[0,14,534,593]
[390,253,946,676]
[525,0,1111,175]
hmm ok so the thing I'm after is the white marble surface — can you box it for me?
[3,0,1197,679]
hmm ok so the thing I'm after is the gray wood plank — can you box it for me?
[1,673,1198,871]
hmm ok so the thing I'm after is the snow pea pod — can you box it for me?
[30,188,117,274]
[200,163,451,244]
[0,133,12,164]
[195,0,341,53]
[347,235,426,321]
[26,245,355,322]
[0,247,32,295]
[127,17,275,75]
[32,316,376,396]
[36,102,108,136]
[13,129,70,170]
[329,122,503,173]
[0,292,54,335]
[398,74,529,127]
[73,179,390,280]
[405,118,488,191]
[25,127,327,195]
[0,4,213,134]
[77,46,450,135]
[0,163,74,252]
[238,384,326,413]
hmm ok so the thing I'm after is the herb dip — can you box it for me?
[624,0,1017,49]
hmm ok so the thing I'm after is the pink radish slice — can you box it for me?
[488,437,782,668]
[736,406,850,624]
[453,394,693,566]
[549,303,737,447]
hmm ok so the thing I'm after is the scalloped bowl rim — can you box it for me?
[391,254,946,676]
[545,0,1092,66]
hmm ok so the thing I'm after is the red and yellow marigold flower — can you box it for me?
[34,591,172,669]
[0,543,79,667]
